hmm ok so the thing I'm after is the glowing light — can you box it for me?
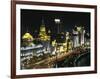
[54,19,60,23]
[22,33,34,41]
[77,27,81,32]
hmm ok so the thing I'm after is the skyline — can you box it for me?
[20,9,91,69]
[21,9,90,36]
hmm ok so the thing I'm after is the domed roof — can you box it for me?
[22,32,33,40]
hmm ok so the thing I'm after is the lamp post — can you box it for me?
[54,19,60,34]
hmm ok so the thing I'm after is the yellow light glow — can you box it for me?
[52,40,56,46]
[22,33,33,41]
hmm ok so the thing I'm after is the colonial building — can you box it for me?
[22,32,34,47]
[73,26,79,47]
[39,19,51,54]
[39,19,50,41]
[73,26,85,48]
[77,26,85,46]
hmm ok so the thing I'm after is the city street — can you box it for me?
[26,47,87,69]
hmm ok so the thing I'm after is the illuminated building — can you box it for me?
[39,19,51,54]
[80,27,85,45]
[39,19,50,41]
[54,19,61,34]
[77,26,85,46]
[20,44,44,69]
[65,32,73,51]
[85,33,90,48]
[73,26,85,47]
[73,26,79,47]
[22,32,34,47]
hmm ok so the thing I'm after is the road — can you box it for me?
[29,47,87,68]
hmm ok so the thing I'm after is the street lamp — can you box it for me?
[54,19,60,34]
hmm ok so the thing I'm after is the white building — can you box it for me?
[73,29,80,47]
[80,28,85,45]
[73,26,85,48]
[20,44,44,69]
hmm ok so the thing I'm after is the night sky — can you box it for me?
[21,9,90,36]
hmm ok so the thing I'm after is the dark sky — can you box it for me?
[21,9,90,36]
